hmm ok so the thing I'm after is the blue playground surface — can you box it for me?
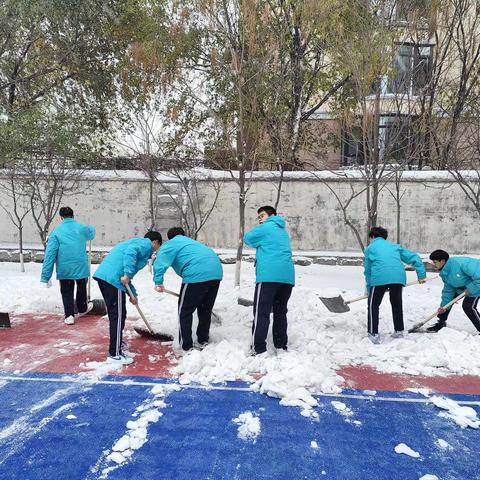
[0,371,478,480]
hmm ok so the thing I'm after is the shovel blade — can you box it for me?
[0,312,11,328]
[319,295,350,313]
[87,299,107,316]
[238,297,254,307]
[133,325,173,341]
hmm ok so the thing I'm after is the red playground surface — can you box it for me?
[1,313,480,395]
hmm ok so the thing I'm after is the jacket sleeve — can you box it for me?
[41,234,59,282]
[440,282,457,307]
[153,243,177,285]
[123,243,142,278]
[363,248,372,289]
[399,247,426,280]
[243,225,265,247]
[82,224,96,241]
[460,260,480,297]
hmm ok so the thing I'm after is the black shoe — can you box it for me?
[427,320,446,333]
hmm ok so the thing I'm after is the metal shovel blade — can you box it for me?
[0,312,11,328]
[133,325,174,341]
[87,298,107,316]
[238,297,254,307]
[319,295,350,313]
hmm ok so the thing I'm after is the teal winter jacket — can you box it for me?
[41,218,95,282]
[243,215,295,285]
[93,238,153,295]
[438,257,480,307]
[364,237,426,289]
[153,235,223,285]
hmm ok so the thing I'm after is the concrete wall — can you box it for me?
[1,171,478,253]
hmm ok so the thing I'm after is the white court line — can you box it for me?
[1,374,480,406]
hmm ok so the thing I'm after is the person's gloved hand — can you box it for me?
[42,279,52,288]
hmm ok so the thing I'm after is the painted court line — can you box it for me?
[1,374,479,406]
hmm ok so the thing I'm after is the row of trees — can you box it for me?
[1,0,480,277]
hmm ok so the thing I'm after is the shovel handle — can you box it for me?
[409,291,467,332]
[88,241,92,300]
[125,284,154,334]
[347,276,439,305]
[165,289,179,298]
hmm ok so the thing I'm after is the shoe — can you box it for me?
[194,341,209,350]
[64,315,75,325]
[391,331,405,339]
[107,353,134,365]
[426,320,446,333]
[76,301,94,318]
[368,333,381,344]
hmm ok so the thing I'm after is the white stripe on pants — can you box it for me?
[177,284,188,349]
[116,289,122,356]
[251,283,262,350]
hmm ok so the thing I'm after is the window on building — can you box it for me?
[341,115,421,167]
[341,126,364,166]
[387,43,433,95]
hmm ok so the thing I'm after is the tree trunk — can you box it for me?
[19,225,25,273]
[234,169,246,288]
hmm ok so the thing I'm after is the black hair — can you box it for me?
[59,206,74,218]
[368,227,388,240]
[167,227,185,240]
[257,205,276,216]
[429,250,449,262]
[144,231,163,245]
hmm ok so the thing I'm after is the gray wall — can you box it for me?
[1,171,478,253]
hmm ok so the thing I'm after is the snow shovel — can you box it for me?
[125,284,174,341]
[408,291,466,333]
[319,277,439,313]
[85,241,107,316]
[0,312,11,328]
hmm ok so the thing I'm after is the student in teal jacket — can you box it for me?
[364,227,427,343]
[244,205,295,355]
[93,232,162,365]
[427,250,480,333]
[153,227,223,352]
[40,207,95,325]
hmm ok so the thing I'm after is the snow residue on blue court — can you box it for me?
[232,411,261,441]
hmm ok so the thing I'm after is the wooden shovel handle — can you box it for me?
[409,291,467,332]
[125,284,154,334]
[88,241,92,300]
[164,289,180,298]
[347,276,439,305]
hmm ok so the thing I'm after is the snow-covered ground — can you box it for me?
[1,261,480,404]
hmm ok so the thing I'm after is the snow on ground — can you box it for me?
[394,442,420,458]
[2,261,480,408]
[87,383,180,479]
[232,411,261,441]
[430,396,480,429]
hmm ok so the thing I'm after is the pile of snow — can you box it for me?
[394,443,420,458]
[430,396,480,429]
[2,262,480,415]
[232,412,261,441]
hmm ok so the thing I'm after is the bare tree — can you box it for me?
[115,104,223,239]
[0,166,32,271]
